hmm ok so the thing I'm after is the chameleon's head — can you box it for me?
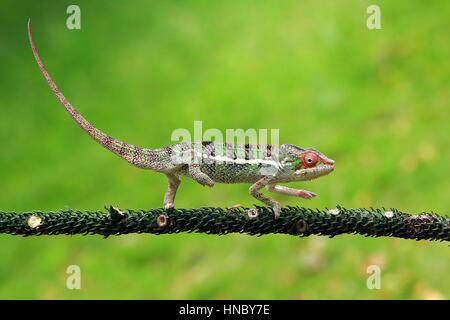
[280,144,335,181]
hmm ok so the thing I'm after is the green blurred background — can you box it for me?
[0,0,448,299]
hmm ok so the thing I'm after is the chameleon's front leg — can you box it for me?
[188,164,214,187]
[178,149,214,187]
[266,185,317,199]
[249,177,282,218]
[164,173,181,209]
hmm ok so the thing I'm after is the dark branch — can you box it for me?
[0,206,448,242]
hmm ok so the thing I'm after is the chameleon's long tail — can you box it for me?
[28,19,162,170]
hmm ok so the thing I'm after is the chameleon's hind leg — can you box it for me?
[164,173,181,209]
[249,177,281,218]
[266,185,317,199]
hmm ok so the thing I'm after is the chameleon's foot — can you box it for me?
[273,204,281,219]
[204,181,215,188]
[164,202,174,210]
[196,173,214,187]
[296,189,317,199]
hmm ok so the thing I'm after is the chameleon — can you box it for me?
[28,19,335,218]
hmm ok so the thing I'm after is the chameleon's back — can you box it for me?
[172,141,280,184]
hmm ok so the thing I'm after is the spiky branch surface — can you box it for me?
[0,206,448,242]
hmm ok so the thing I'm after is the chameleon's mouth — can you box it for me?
[294,164,334,180]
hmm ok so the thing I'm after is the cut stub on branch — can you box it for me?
[27,215,42,229]
[247,208,259,219]
[0,206,448,242]
[156,214,168,228]
[296,219,308,233]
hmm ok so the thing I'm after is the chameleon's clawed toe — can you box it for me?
[273,204,281,219]
[164,203,174,210]
[297,190,317,199]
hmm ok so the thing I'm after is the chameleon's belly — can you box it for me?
[202,162,265,184]
[175,162,271,184]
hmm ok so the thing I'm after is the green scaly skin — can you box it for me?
[28,19,335,218]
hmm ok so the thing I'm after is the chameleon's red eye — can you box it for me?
[302,152,319,168]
